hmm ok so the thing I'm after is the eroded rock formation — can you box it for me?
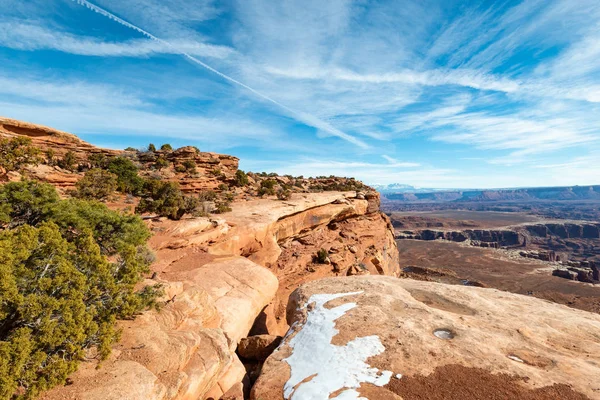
[40,191,398,400]
[252,276,600,399]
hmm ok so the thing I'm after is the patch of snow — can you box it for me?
[395,374,402,379]
[283,291,393,399]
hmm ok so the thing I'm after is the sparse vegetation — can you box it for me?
[160,144,173,151]
[258,179,277,197]
[75,168,118,200]
[147,143,156,152]
[154,156,169,171]
[234,169,249,187]
[181,160,196,173]
[135,179,197,220]
[0,137,41,175]
[57,151,77,172]
[0,181,159,400]
[277,188,292,200]
[314,248,329,264]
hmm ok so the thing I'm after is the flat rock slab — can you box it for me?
[252,276,600,400]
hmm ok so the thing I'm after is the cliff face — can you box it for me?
[0,116,239,192]
[40,191,398,400]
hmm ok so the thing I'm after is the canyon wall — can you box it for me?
[40,191,398,400]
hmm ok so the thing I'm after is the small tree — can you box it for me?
[58,151,77,172]
[234,169,249,187]
[160,144,173,151]
[107,157,144,195]
[136,179,196,220]
[147,143,157,152]
[75,168,118,200]
[0,136,41,175]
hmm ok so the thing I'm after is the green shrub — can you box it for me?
[213,201,232,214]
[182,160,196,173]
[75,169,118,200]
[45,149,55,166]
[124,147,137,152]
[160,144,173,151]
[154,157,169,171]
[0,137,41,174]
[198,190,218,202]
[57,151,77,172]
[0,180,59,228]
[234,170,249,187]
[315,248,329,264]
[147,143,156,152]
[258,179,277,197]
[277,188,292,200]
[0,181,158,399]
[87,153,110,169]
[136,179,197,220]
[107,157,144,195]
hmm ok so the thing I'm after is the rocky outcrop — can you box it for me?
[40,191,397,399]
[0,116,238,192]
[41,256,278,400]
[252,276,600,399]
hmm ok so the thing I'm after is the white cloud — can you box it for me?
[0,21,234,58]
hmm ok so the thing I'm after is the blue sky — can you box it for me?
[1,0,599,188]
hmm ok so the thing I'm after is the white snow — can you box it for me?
[283,291,393,399]
[508,355,524,363]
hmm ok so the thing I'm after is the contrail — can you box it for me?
[71,0,368,149]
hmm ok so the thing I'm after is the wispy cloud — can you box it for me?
[0,22,234,58]
[1,0,599,188]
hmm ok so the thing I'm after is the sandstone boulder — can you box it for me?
[238,335,283,361]
[252,276,600,400]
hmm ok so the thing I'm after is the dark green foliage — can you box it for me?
[0,181,158,399]
[218,183,229,191]
[258,179,277,197]
[124,147,137,152]
[234,170,249,187]
[147,143,156,152]
[135,179,197,220]
[106,157,144,195]
[0,137,41,174]
[57,151,77,172]
[174,164,186,173]
[314,248,329,264]
[87,153,110,169]
[0,181,59,228]
[154,157,169,171]
[160,144,173,151]
[181,160,196,173]
[75,169,118,200]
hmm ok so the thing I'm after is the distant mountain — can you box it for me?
[372,183,448,193]
[381,185,600,202]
